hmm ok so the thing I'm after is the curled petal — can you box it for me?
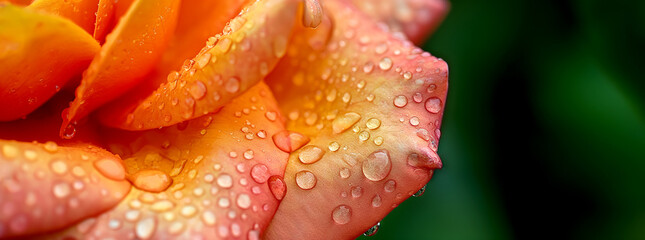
[264,0,448,238]
[97,0,299,131]
[61,0,181,138]
[0,140,131,238]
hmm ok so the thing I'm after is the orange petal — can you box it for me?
[46,82,290,239]
[1,0,32,6]
[92,0,115,43]
[27,0,100,34]
[97,0,299,130]
[350,0,449,44]
[61,0,181,138]
[0,140,131,238]
[95,0,249,129]
[264,0,448,238]
[0,4,100,121]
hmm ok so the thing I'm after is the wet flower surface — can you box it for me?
[0,0,449,239]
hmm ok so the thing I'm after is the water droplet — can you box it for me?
[181,97,195,119]
[52,182,71,198]
[378,57,393,70]
[265,111,277,121]
[2,144,18,159]
[132,170,173,193]
[202,210,216,226]
[413,92,423,103]
[50,160,68,175]
[425,97,442,113]
[328,141,340,152]
[332,112,361,134]
[295,170,317,190]
[365,118,381,130]
[332,205,352,225]
[384,179,396,192]
[371,194,382,207]
[375,43,388,54]
[373,136,384,146]
[43,141,58,153]
[273,36,287,57]
[94,158,126,181]
[251,164,270,183]
[168,221,184,235]
[180,205,197,217]
[196,53,211,69]
[218,197,231,208]
[189,81,207,100]
[362,150,392,181]
[216,38,232,53]
[393,95,408,107]
[135,217,157,239]
[268,175,286,200]
[236,193,251,209]
[150,200,174,212]
[413,185,426,197]
[272,130,310,153]
[248,230,260,240]
[363,62,374,73]
[243,150,254,160]
[340,168,351,179]
[351,186,363,198]
[410,116,420,126]
[217,174,233,188]
[225,77,240,93]
[363,222,381,236]
[358,131,370,142]
[298,145,325,164]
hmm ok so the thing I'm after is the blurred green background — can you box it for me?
[360,0,645,239]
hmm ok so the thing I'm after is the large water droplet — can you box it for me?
[425,97,442,113]
[332,205,352,225]
[132,170,173,193]
[298,145,325,164]
[362,150,392,182]
[268,175,286,200]
[332,112,361,134]
[363,222,381,236]
[295,170,317,190]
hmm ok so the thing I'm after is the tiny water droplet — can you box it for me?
[413,185,426,197]
[363,222,381,236]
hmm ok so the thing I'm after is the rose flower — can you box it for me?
[0,0,449,239]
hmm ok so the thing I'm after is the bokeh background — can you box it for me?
[360,0,645,239]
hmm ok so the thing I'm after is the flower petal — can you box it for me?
[60,0,181,138]
[350,0,449,44]
[46,82,289,239]
[0,140,131,238]
[97,0,299,131]
[95,0,249,128]
[93,0,115,43]
[263,0,448,238]
[27,0,101,34]
[0,4,100,121]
